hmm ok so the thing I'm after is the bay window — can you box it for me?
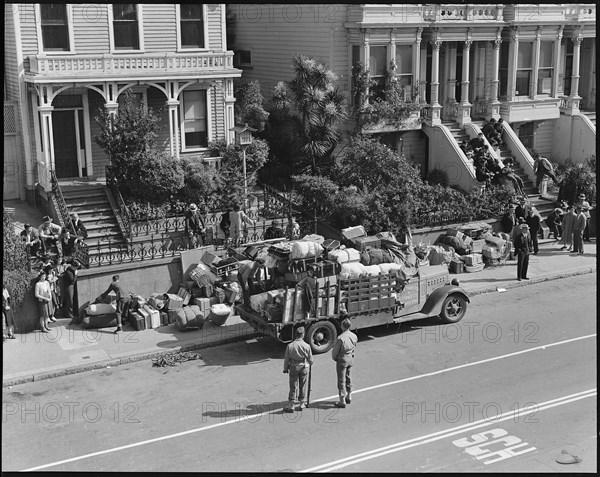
[537,41,553,95]
[182,90,208,149]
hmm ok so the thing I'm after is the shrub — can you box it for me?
[558,159,596,205]
[3,210,36,308]
[426,169,450,187]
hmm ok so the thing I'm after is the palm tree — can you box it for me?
[288,55,347,174]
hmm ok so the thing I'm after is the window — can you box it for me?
[351,45,360,105]
[182,90,208,149]
[113,4,140,50]
[516,41,533,96]
[179,4,204,49]
[563,39,574,96]
[40,4,69,51]
[236,50,252,66]
[369,46,387,100]
[395,45,413,99]
[537,41,553,94]
[499,42,509,98]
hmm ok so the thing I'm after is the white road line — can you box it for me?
[22,333,596,472]
[302,389,597,473]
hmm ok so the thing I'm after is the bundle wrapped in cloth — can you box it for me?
[290,241,324,260]
[339,262,367,280]
[328,247,361,264]
[359,248,397,266]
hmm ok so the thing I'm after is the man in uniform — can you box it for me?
[332,318,358,408]
[514,223,533,281]
[283,327,313,412]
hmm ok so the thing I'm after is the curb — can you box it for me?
[2,330,258,388]
[465,266,596,297]
[3,266,595,387]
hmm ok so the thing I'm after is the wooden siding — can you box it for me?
[533,120,554,157]
[4,5,20,102]
[401,130,427,175]
[88,91,110,177]
[142,4,177,52]
[211,82,226,141]
[207,4,224,51]
[17,3,38,70]
[72,4,110,53]
[230,4,349,101]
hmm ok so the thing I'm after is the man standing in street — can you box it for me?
[525,207,542,255]
[575,194,592,242]
[572,206,587,255]
[98,275,132,334]
[332,318,358,408]
[514,223,533,281]
[283,327,313,412]
[62,260,80,320]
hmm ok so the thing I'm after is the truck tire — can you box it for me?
[439,293,468,324]
[306,321,337,354]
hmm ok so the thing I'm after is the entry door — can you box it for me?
[52,110,79,178]
[518,122,534,150]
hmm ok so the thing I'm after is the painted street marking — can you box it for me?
[22,333,596,472]
[452,428,536,465]
[301,389,596,472]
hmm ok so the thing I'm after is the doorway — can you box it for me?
[517,122,534,150]
[52,109,83,178]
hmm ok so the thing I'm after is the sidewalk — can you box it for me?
[3,200,596,386]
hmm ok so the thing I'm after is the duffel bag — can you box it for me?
[174,305,205,331]
[86,303,117,316]
[290,241,324,260]
[82,312,118,329]
[363,265,381,276]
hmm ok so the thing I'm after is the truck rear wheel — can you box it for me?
[439,294,467,324]
[306,321,337,354]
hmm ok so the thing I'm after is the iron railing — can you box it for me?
[105,166,132,240]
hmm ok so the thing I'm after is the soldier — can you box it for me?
[332,318,358,408]
[283,326,313,412]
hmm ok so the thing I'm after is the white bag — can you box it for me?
[290,241,324,260]
[363,265,381,276]
[328,248,361,264]
[378,263,404,274]
[339,262,367,280]
[86,303,117,316]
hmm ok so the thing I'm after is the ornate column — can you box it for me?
[443,42,458,120]
[563,30,583,114]
[552,27,563,98]
[224,78,236,145]
[430,37,443,125]
[35,86,55,190]
[531,27,542,100]
[414,28,422,103]
[507,27,519,102]
[457,40,472,125]
[167,100,180,158]
[488,37,502,119]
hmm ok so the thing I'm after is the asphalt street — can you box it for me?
[2,273,596,472]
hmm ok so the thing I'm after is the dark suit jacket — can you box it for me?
[514,232,533,255]
[100,281,130,301]
[185,211,205,234]
[63,267,77,287]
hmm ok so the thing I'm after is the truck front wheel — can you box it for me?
[439,294,467,324]
[306,321,338,354]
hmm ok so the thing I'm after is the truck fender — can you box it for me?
[421,285,470,317]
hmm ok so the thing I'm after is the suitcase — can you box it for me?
[82,312,118,329]
[167,309,179,325]
[201,251,221,267]
[160,311,168,326]
[164,293,184,310]
[138,306,153,329]
[194,297,212,311]
[306,260,339,278]
[449,260,464,274]
[322,239,341,253]
[353,236,382,251]
[177,287,192,306]
[142,305,160,329]
[268,244,293,260]
[131,311,146,331]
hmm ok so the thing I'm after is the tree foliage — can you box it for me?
[234,80,270,131]
[3,210,36,309]
[558,157,596,205]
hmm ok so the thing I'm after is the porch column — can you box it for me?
[507,28,519,102]
[104,102,119,122]
[564,31,583,114]
[414,28,423,102]
[552,27,563,98]
[38,105,55,188]
[486,38,502,119]
[167,100,180,158]
[531,27,542,100]
[430,38,443,125]
[457,40,472,126]
[224,78,236,145]
[419,43,427,105]
[389,29,397,73]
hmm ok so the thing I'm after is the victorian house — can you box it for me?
[229,3,595,194]
[4,3,241,203]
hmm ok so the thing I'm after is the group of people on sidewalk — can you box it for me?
[500,193,592,281]
[283,317,357,412]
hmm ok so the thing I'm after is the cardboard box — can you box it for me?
[470,239,487,253]
[194,297,212,310]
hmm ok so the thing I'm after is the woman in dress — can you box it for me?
[2,286,16,339]
[43,265,59,322]
[560,206,576,252]
[34,272,53,333]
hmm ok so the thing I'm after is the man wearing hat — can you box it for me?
[264,219,284,240]
[62,260,80,320]
[514,223,533,281]
[332,318,358,408]
[38,215,61,254]
[20,223,42,257]
[572,206,587,255]
[184,203,206,249]
[525,207,542,254]
[515,196,530,221]
[283,326,313,412]
[575,194,591,241]
[500,203,518,234]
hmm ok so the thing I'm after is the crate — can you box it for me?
[285,271,308,283]
[449,260,464,274]
[352,236,382,251]
[201,251,221,267]
[306,260,339,278]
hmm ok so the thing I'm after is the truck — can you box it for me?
[236,263,469,354]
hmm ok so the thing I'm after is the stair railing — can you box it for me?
[50,170,90,267]
[105,165,132,240]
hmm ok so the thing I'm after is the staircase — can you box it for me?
[60,184,126,258]
[580,110,596,127]
[443,120,556,219]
